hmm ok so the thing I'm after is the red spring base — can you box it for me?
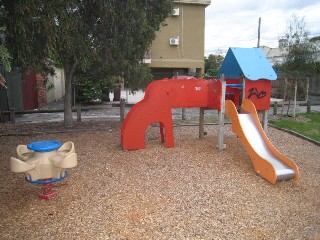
[38,183,58,200]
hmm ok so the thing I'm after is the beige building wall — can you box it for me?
[46,67,65,103]
[147,0,211,79]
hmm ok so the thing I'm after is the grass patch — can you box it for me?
[269,112,320,142]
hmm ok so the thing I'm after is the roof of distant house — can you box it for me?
[260,46,288,58]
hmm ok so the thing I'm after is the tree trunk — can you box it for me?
[64,61,77,127]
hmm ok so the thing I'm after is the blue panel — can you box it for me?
[217,47,277,81]
[226,84,244,88]
[218,48,242,79]
[27,140,62,152]
[26,172,68,184]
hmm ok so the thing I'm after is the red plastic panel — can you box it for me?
[121,78,221,150]
[207,79,222,110]
[145,78,210,108]
[244,80,271,110]
[226,79,242,107]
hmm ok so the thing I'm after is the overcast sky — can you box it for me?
[204,0,320,56]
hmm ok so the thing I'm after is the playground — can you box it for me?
[121,48,299,184]
[1,47,319,239]
[0,121,319,239]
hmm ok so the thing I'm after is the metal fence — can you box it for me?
[0,68,23,122]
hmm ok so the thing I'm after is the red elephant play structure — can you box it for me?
[121,78,222,150]
[120,76,273,151]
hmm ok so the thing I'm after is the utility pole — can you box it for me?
[257,17,261,47]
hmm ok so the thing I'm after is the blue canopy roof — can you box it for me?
[217,47,277,81]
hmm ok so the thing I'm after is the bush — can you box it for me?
[75,75,119,103]
[76,75,101,103]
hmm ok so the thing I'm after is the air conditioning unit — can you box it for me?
[172,8,179,16]
[143,59,151,64]
[170,38,179,46]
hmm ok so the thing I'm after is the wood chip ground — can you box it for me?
[0,122,319,239]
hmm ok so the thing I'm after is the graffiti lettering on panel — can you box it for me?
[248,88,266,99]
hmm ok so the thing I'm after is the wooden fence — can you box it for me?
[271,76,320,100]
[0,100,132,124]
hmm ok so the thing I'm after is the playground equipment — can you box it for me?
[121,47,299,184]
[10,140,77,199]
[121,78,221,149]
[225,99,299,183]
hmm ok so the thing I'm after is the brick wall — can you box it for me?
[36,74,47,107]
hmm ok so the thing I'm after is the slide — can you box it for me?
[225,99,299,184]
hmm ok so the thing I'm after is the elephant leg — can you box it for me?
[163,117,174,148]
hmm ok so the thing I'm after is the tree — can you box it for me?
[279,14,318,77]
[0,43,11,72]
[0,10,11,72]
[310,36,320,74]
[204,54,224,78]
[275,15,320,100]
[0,0,173,126]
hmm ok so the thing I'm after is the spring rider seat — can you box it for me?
[10,140,78,200]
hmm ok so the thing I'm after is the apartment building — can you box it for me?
[145,0,211,80]
[259,39,288,66]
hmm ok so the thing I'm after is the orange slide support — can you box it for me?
[225,99,299,184]
[121,78,221,150]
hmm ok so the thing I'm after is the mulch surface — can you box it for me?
[0,121,319,239]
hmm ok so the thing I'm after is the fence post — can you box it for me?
[281,78,288,115]
[10,108,15,124]
[273,101,278,115]
[77,105,81,122]
[293,79,297,119]
[182,108,186,120]
[305,77,309,103]
[120,98,125,122]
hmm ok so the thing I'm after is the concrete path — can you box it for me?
[14,98,320,124]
